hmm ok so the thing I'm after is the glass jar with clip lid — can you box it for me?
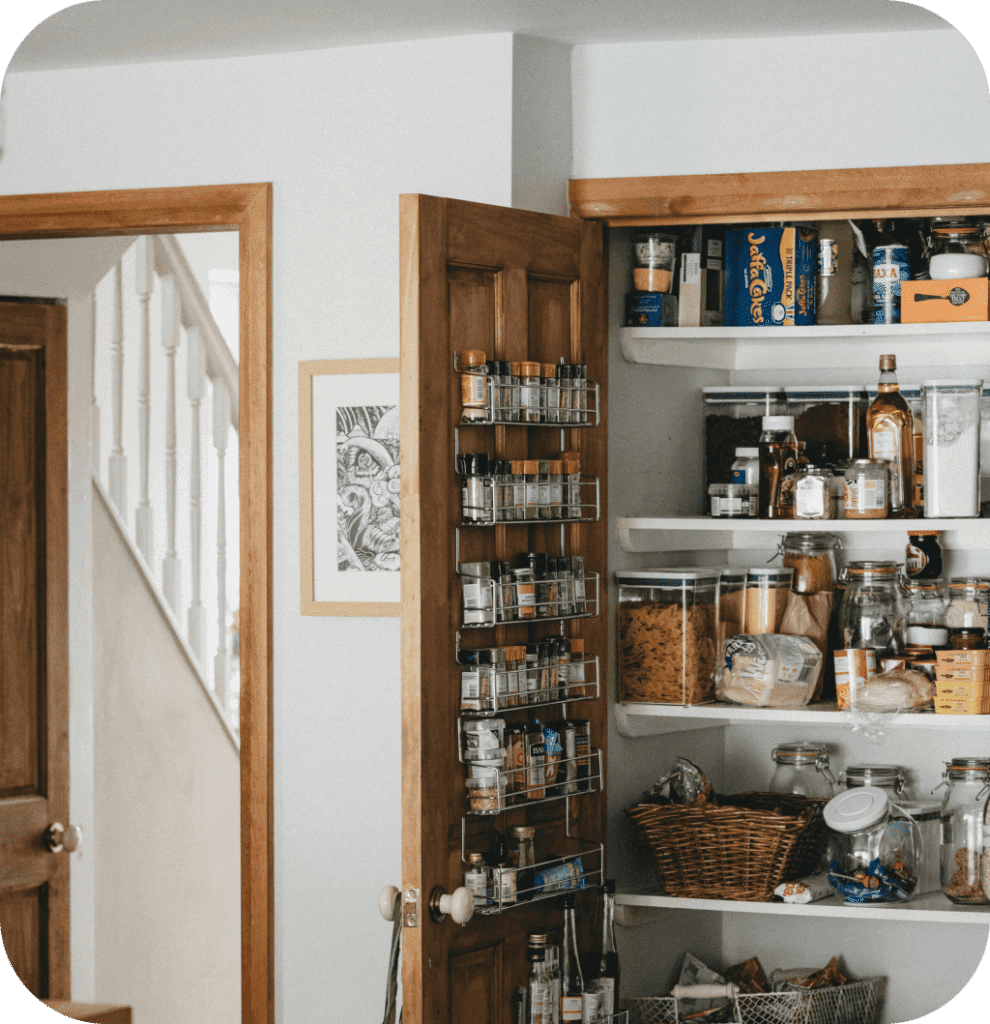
[780,532,841,595]
[934,758,990,904]
[768,742,837,800]
[838,561,906,656]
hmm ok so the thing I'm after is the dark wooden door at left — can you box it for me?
[0,299,70,999]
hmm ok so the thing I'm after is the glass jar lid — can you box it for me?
[781,532,841,553]
[824,786,890,834]
[948,577,990,592]
[844,764,906,791]
[772,742,830,767]
[945,757,990,780]
[846,560,900,580]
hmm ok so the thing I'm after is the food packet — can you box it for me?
[724,957,770,994]
[719,634,822,707]
[790,956,847,989]
[540,722,562,787]
[651,756,715,804]
[773,873,832,904]
[778,591,831,700]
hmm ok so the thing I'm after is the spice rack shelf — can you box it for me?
[460,475,601,526]
[456,652,602,716]
[617,515,990,554]
[620,322,990,372]
[615,701,990,737]
[470,842,604,917]
[459,570,600,629]
[464,750,603,815]
[614,889,990,926]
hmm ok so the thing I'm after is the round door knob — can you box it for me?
[379,885,400,922]
[429,885,475,925]
[44,823,82,854]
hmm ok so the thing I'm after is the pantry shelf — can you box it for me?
[617,515,990,554]
[620,322,990,372]
[614,889,990,926]
[615,701,990,737]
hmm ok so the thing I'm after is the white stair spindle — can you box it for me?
[107,261,127,512]
[213,379,231,709]
[91,286,100,473]
[187,327,207,665]
[134,236,155,563]
[161,273,182,612]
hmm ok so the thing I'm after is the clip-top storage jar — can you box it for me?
[903,579,948,648]
[926,217,989,279]
[616,569,718,706]
[781,532,840,595]
[945,577,990,634]
[841,763,910,798]
[768,743,836,799]
[838,561,906,656]
[937,758,990,905]
[824,786,921,903]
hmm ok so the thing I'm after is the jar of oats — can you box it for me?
[616,568,719,705]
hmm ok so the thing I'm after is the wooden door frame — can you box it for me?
[0,183,274,1024]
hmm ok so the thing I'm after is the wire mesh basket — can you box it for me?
[621,977,886,1024]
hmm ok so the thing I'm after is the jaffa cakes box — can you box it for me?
[725,226,817,326]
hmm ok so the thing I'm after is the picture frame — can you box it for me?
[299,358,401,616]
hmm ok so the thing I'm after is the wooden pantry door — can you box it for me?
[0,299,70,999]
[399,195,608,1024]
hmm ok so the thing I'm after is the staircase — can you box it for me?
[91,235,240,742]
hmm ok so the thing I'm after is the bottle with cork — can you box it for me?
[867,354,915,517]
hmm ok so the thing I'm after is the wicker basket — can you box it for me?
[622,976,886,1024]
[626,792,827,902]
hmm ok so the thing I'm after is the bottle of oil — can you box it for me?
[867,354,915,517]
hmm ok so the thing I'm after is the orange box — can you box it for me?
[935,677,990,714]
[901,277,989,323]
[935,650,990,666]
[935,666,990,683]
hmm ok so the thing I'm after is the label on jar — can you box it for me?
[907,544,927,574]
[462,581,487,609]
[845,476,886,512]
[461,671,480,698]
[596,980,615,1016]
[507,669,519,698]
[795,478,827,518]
[561,996,583,1022]
[983,824,990,847]
[528,983,549,1023]
[581,992,600,1023]
[461,373,486,406]
[517,585,536,610]
[526,482,540,507]
[513,482,526,509]
[570,660,585,683]
[521,385,540,410]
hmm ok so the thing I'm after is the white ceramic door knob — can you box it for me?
[378,884,400,921]
[430,885,474,925]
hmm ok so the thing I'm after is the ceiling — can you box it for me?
[9,0,949,73]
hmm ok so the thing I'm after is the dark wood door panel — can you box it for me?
[0,884,48,997]
[450,942,503,1024]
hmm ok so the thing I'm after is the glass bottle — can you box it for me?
[937,758,990,905]
[464,851,489,908]
[520,361,543,424]
[546,946,562,1024]
[780,532,839,595]
[838,561,906,656]
[510,826,537,900]
[757,415,798,518]
[866,354,915,516]
[459,452,492,523]
[560,894,585,1023]
[768,742,836,799]
[591,879,620,1016]
[526,934,552,1024]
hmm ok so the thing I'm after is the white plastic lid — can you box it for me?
[735,448,759,457]
[921,378,984,389]
[824,785,890,834]
[762,415,795,430]
[616,568,720,585]
[783,385,867,397]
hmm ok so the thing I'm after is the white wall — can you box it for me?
[92,490,240,1024]
[0,34,516,1021]
[572,28,990,178]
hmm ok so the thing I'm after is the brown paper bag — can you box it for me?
[779,590,832,700]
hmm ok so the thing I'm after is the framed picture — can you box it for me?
[299,358,401,616]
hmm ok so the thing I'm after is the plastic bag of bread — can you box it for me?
[851,668,934,713]
[719,634,823,707]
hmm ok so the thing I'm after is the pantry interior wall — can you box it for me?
[3,18,990,1023]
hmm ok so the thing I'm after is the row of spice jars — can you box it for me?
[460,637,589,713]
[464,830,587,907]
[458,451,589,523]
[464,718,593,813]
[458,350,591,425]
[460,553,590,625]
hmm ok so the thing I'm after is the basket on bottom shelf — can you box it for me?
[621,976,885,1024]
[626,792,827,902]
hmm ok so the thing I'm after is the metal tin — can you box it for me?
[872,244,911,324]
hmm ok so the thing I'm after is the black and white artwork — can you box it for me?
[335,404,400,573]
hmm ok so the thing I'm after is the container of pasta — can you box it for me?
[616,568,719,705]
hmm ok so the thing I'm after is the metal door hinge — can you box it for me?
[403,887,420,927]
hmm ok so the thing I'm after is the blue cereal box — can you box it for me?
[624,290,678,327]
[725,226,817,326]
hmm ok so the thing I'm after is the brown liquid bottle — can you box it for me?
[758,415,798,519]
[867,354,915,517]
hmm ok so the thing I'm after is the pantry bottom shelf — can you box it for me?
[615,889,990,925]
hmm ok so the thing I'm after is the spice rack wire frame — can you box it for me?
[459,474,601,526]
[463,749,604,816]
[457,569,601,629]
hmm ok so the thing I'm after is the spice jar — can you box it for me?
[824,785,921,903]
[512,567,537,620]
[743,566,794,634]
[838,561,905,655]
[568,638,586,698]
[462,718,505,760]
[459,453,493,523]
[464,852,489,906]
[458,350,490,422]
[903,579,949,648]
[784,384,868,466]
[937,758,990,904]
[758,415,799,519]
[843,458,888,519]
[923,379,983,518]
[906,530,943,580]
[510,826,537,900]
[781,532,839,595]
[946,577,990,633]
[768,742,837,799]
[793,465,834,519]
[460,562,494,626]
[519,361,542,423]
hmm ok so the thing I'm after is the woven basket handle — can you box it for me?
[671,983,739,1000]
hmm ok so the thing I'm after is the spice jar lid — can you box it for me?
[511,826,536,839]
[549,460,563,473]
[824,786,889,834]
[762,415,795,431]
[522,460,540,474]
[459,349,488,367]
[510,361,522,375]
[569,638,585,654]
[735,447,759,457]
[467,852,485,864]
[519,361,541,375]
[557,364,571,380]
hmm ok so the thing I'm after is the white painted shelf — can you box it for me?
[615,889,990,926]
[621,322,990,371]
[615,701,990,737]
[617,515,990,553]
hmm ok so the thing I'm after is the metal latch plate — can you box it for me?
[403,887,420,927]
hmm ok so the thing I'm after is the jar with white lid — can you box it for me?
[768,743,836,800]
[824,785,921,903]
[923,379,983,518]
[936,758,990,904]
[926,218,989,279]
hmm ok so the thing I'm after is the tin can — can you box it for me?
[833,648,877,710]
[872,244,911,324]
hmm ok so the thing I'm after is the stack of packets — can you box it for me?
[935,650,990,714]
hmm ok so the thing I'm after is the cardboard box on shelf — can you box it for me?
[678,226,724,327]
[901,277,989,323]
[625,291,678,327]
[934,676,990,714]
[724,226,817,327]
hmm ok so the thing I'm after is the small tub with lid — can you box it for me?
[824,785,921,903]
[784,384,868,466]
[768,743,836,800]
[616,568,719,705]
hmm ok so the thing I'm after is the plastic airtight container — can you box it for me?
[923,379,983,518]
[784,384,868,466]
[616,569,719,706]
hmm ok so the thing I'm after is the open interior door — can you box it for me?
[399,195,608,1023]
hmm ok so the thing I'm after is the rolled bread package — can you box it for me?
[719,634,823,707]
